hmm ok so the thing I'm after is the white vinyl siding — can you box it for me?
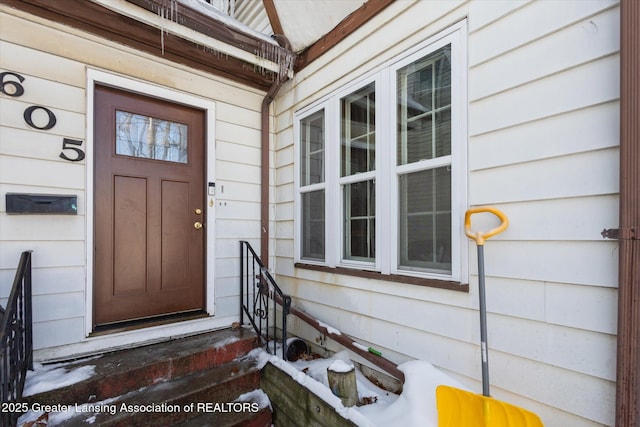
[275,1,620,426]
[0,6,268,359]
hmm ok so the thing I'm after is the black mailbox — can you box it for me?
[6,193,78,215]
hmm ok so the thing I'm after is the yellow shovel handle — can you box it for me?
[464,207,509,246]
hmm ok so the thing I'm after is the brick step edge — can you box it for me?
[32,358,262,427]
[23,328,259,407]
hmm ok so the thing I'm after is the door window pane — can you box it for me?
[116,110,188,163]
[302,190,325,261]
[341,83,375,176]
[399,167,451,273]
[397,45,451,165]
[343,180,375,261]
[300,110,325,186]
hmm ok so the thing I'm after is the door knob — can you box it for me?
[194,221,203,230]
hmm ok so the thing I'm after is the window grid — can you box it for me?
[295,22,466,284]
[343,180,376,262]
[341,83,376,263]
[300,110,325,187]
[396,45,452,274]
[397,49,451,166]
[300,109,326,261]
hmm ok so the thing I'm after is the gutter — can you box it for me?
[261,35,294,268]
[93,0,293,78]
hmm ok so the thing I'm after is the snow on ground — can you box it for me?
[251,347,470,427]
[357,360,469,426]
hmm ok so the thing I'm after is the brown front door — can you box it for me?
[94,85,205,327]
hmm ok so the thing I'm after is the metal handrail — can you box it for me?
[240,241,291,360]
[1,250,34,427]
[238,242,405,382]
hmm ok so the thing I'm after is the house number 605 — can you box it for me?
[1,71,85,162]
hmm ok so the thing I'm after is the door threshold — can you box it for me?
[91,310,209,337]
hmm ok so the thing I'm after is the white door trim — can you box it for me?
[85,68,217,337]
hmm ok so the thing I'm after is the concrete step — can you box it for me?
[172,402,272,427]
[20,327,272,426]
[52,358,264,426]
[24,328,259,407]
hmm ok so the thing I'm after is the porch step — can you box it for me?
[21,328,271,427]
[50,359,263,426]
[23,328,259,407]
[172,405,273,427]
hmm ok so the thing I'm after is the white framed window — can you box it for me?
[294,22,467,285]
[299,108,326,262]
[340,82,376,265]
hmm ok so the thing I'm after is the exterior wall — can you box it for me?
[273,1,619,426]
[0,6,266,359]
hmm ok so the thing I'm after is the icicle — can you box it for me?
[229,0,235,19]
[158,5,165,55]
[156,0,180,56]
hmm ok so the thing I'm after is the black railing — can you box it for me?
[240,241,291,360]
[1,250,34,427]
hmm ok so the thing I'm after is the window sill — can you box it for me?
[294,263,469,292]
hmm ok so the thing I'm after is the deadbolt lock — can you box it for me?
[195,208,202,215]
[194,221,203,230]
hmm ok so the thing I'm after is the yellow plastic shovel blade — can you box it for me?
[436,385,544,427]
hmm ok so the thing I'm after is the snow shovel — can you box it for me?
[436,207,543,427]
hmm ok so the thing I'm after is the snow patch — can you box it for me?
[318,320,342,336]
[235,389,272,410]
[22,362,96,397]
[352,342,369,352]
[212,336,240,348]
[328,359,354,373]
[18,392,122,425]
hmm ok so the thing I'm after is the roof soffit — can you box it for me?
[272,0,366,52]
[2,0,394,88]
[235,0,395,71]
